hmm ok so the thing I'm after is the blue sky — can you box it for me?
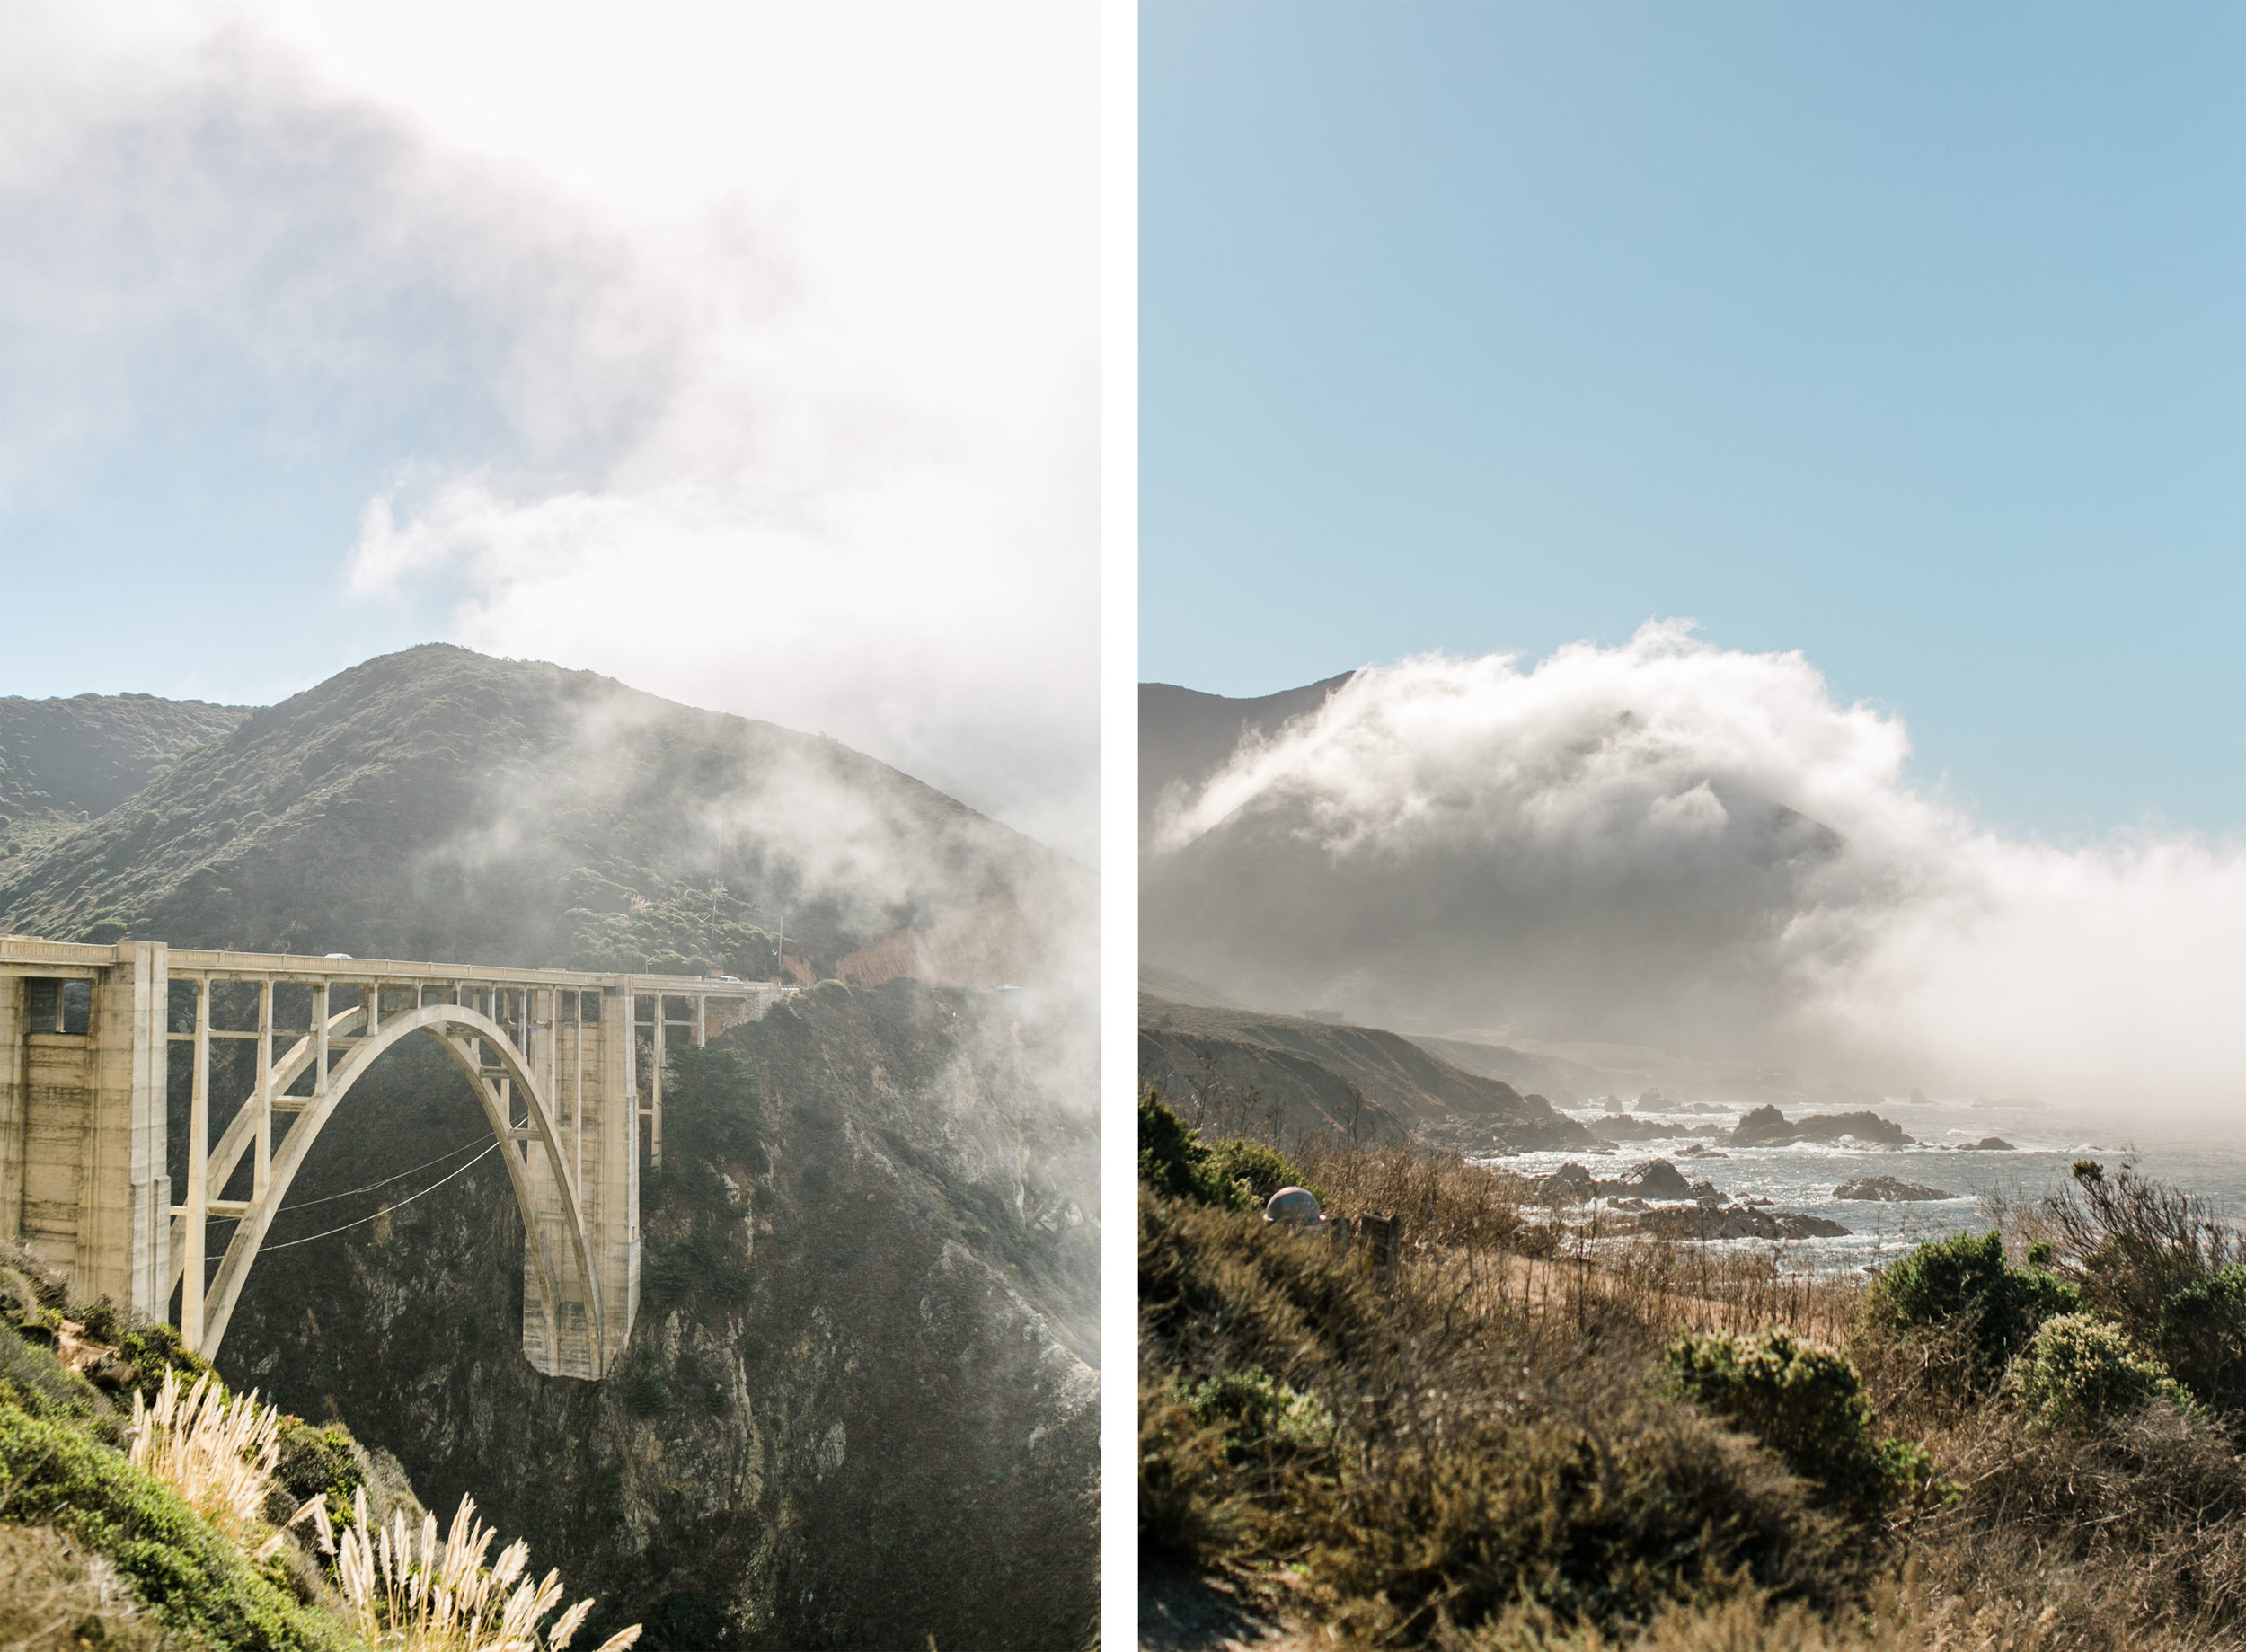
[0,5,1098,857]
[1142,1,2246,837]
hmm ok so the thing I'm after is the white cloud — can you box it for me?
[1148,622,2246,1110]
[0,1,1099,860]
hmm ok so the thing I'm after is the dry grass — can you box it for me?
[318,1486,641,1652]
[127,1368,285,1557]
[1293,1136,1860,1347]
[1145,1119,2246,1652]
[123,1365,639,1651]
[1141,1190,1864,1643]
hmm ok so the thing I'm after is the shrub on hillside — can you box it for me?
[1180,1365,1333,1462]
[1202,1139,1306,1208]
[0,1397,350,1650]
[1139,1192,1862,1640]
[2045,1161,2240,1346]
[1138,1091,1254,1211]
[1138,1378,1255,1565]
[663,1045,762,1165]
[2153,1261,2246,1416]
[2012,1312,2188,1425]
[1861,1230,2076,1389]
[273,1416,364,1512]
[646,1044,763,1218]
[1663,1329,1931,1520]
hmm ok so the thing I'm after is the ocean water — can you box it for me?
[1477,1096,2246,1275]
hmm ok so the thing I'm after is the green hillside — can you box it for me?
[0,645,1067,976]
[0,693,246,866]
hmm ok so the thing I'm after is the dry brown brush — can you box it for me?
[1143,1113,2246,1652]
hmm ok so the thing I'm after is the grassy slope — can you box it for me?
[0,1248,379,1651]
[1143,1132,2246,1651]
[0,644,1067,976]
[0,693,247,882]
[1137,676,1355,831]
[0,693,247,826]
[1405,1034,1625,1109]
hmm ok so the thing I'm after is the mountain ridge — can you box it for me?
[1,645,1083,987]
[1140,994,1596,1153]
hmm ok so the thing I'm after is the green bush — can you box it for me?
[0,1400,351,1650]
[1179,1365,1332,1462]
[1862,1230,2077,1386]
[629,1367,669,1417]
[273,1416,363,1509]
[1664,1329,1927,1519]
[1139,1378,1254,1565]
[665,1044,763,1165]
[0,1320,108,1429]
[2013,1312,2188,1425]
[1138,1091,1253,1210]
[2154,1262,2246,1415]
[116,1320,216,1405]
[1201,1139,1305,1207]
[644,1226,752,1304]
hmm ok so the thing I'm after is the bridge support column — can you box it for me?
[0,941,170,1320]
[519,985,638,1378]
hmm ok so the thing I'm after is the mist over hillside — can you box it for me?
[0,644,1088,989]
[1143,624,2246,1113]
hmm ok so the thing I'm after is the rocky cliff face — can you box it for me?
[216,980,1096,1650]
[1140,996,1597,1153]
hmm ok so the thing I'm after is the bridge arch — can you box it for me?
[193,1002,606,1370]
[2,939,784,1383]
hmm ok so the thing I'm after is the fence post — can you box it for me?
[1360,1212,1400,1293]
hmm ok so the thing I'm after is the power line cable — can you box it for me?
[261,1143,502,1251]
[272,1136,493,1212]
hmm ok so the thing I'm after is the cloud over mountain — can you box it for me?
[1146,622,2246,1110]
[0,4,1096,858]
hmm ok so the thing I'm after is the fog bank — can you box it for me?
[1145,623,2246,1112]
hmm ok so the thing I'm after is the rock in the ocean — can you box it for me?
[1639,1206,1852,1241]
[1535,1162,1596,1203]
[1959,1136,2015,1151]
[1595,1158,1694,1198]
[1835,1175,1955,1202]
[1729,1104,1914,1148]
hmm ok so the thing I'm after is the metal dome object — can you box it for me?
[1264,1186,1324,1226]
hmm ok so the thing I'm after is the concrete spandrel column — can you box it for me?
[0,972,23,1250]
[181,976,208,1350]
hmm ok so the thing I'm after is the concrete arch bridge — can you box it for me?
[0,937,785,1380]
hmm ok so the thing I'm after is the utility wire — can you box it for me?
[272,1136,493,1212]
[261,1143,502,1251]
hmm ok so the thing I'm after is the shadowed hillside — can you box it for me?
[1140,994,1596,1153]
[0,645,1083,985]
[1138,675,1354,828]
[0,693,246,865]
